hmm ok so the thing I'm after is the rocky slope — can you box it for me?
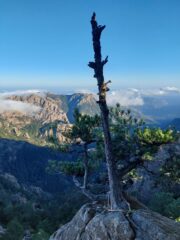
[0,168,87,239]
[50,203,180,240]
[127,139,180,203]
[8,93,69,124]
[166,118,180,131]
[0,138,78,193]
[0,92,99,145]
[8,92,99,123]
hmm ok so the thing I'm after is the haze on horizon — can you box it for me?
[0,0,180,90]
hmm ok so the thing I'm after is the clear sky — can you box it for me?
[0,0,180,90]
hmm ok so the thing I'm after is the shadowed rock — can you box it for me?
[50,203,180,240]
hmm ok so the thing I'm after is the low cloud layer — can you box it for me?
[0,89,45,98]
[0,90,43,115]
[107,90,144,106]
[107,86,180,107]
[0,100,40,114]
[0,87,179,115]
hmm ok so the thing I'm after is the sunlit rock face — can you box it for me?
[0,92,99,145]
[8,94,69,124]
[50,203,180,240]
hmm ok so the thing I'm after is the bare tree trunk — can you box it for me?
[83,143,88,189]
[88,13,124,209]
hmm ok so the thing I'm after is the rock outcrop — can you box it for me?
[50,203,180,240]
[0,225,6,237]
[128,140,180,202]
[9,94,69,124]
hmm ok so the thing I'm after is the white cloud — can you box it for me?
[106,86,180,107]
[141,87,180,96]
[75,89,94,94]
[139,89,166,96]
[161,86,180,93]
[0,100,40,114]
[0,90,43,115]
[107,90,144,106]
[0,87,179,115]
[0,89,46,98]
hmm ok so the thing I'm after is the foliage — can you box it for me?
[51,143,70,153]
[47,154,100,177]
[0,174,87,240]
[106,104,176,165]
[149,192,180,220]
[137,128,176,146]
[48,109,102,189]
[109,104,145,162]
[47,160,84,177]
[32,229,49,240]
[161,154,180,183]
[70,108,101,144]
[1,219,24,240]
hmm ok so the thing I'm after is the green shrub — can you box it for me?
[149,192,180,219]
[1,219,24,240]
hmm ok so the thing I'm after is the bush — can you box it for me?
[149,192,180,219]
[1,219,24,240]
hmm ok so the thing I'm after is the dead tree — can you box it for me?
[88,13,125,209]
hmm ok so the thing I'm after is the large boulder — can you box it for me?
[50,203,180,240]
[132,209,180,240]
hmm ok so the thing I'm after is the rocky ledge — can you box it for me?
[50,203,180,240]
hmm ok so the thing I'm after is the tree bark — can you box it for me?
[83,143,89,189]
[88,13,124,209]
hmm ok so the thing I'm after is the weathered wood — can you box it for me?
[83,143,89,189]
[89,13,124,209]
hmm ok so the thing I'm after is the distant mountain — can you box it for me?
[136,94,180,123]
[0,92,99,146]
[0,89,179,145]
[48,93,99,122]
[9,92,99,123]
[165,118,180,131]
[107,87,180,125]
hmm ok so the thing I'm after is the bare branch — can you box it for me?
[72,176,107,202]
[102,56,108,66]
[117,159,142,178]
[88,61,96,69]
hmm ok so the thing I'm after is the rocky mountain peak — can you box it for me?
[8,93,69,124]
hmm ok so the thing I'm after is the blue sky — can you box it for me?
[0,0,180,90]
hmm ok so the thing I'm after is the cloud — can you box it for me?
[105,86,180,107]
[107,90,144,106]
[0,86,179,115]
[161,86,180,93]
[0,89,46,98]
[141,87,180,96]
[0,90,43,115]
[0,100,40,114]
[75,89,94,94]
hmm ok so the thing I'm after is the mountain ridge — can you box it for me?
[0,92,99,146]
